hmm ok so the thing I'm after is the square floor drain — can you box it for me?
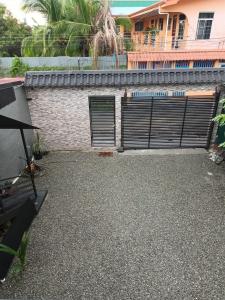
[98,152,113,157]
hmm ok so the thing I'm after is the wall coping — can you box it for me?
[25,68,225,88]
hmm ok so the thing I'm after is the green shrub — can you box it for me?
[124,39,134,51]
[213,98,225,147]
[0,231,30,275]
[10,57,30,77]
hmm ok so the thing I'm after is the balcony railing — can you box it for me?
[123,32,225,52]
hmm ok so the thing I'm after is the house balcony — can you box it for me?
[124,32,225,52]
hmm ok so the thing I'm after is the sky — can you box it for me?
[0,0,148,26]
[0,0,46,26]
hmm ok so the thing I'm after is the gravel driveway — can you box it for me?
[1,151,225,299]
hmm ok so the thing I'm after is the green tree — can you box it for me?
[213,99,225,147]
[22,0,123,66]
[0,4,31,57]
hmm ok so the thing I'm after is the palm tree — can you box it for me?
[22,0,123,68]
[23,0,63,23]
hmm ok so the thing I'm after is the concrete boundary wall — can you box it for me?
[0,56,127,70]
[26,83,218,151]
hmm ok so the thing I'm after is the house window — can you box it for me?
[116,25,120,34]
[168,18,172,30]
[172,91,186,96]
[178,14,186,40]
[153,61,162,69]
[220,60,225,68]
[144,32,149,45]
[196,12,214,40]
[151,19,155,28]
[151,33,156,47]
[135,21,144,31]
[132,91,169,97]
[159,18,164,30]
[193,60,214,68]
[163,61,172,68]
[138,62,147,69]
[176,61,189,68]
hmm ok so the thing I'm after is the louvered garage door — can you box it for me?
[121,95,219,150]
[89,96,116,147]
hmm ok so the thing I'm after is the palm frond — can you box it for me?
[23,0,63,23]
[115,17,132,31]
[22,0,123,63]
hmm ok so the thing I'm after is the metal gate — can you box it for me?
[121,94,219,150]
[89,96,116,147]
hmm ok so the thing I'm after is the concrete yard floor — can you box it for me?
[1,151,225,299]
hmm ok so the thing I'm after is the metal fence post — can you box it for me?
[148,97,154,149]
[180,96,188,147]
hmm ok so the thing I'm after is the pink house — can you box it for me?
[118,0,225,69]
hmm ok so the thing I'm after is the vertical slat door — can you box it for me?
[122,97,152,149]
[150,97,186,149]
[121,94,219,150]
[89,96,116,147]
[181,96,217,148]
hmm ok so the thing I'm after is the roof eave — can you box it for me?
[129,1,164,18]
[161,0,180,8]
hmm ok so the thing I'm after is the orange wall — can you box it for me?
[162,0,225,49]
[129,12,188,50]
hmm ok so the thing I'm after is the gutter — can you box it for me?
[129,1,165,18]
[158,6,169,51]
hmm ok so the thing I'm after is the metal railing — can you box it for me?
[123,32,225,51]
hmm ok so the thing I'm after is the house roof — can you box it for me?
[0,77,24,90]
[128,50,225,62]
[162,0,180,7]
[111,1,159,8]
[25,69,225,88]
[129,1,162,17]
[129,0,180,18]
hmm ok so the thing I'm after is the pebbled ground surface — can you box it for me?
[1,151,225,300]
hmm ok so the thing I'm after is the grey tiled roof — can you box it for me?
[25,69,225,88]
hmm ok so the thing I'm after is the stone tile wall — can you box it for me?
[27,84,217,150]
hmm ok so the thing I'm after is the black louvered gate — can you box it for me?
[121,94,219,150]
[89,96,116,147]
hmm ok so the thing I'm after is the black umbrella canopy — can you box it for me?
[0,115,39,130]
[0,87,16,109]
[0,114,39,199]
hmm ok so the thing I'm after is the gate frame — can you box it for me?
[206,88,221,149]
[120,91,220,151]
[89,95,116,147]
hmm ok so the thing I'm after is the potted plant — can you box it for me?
[32,131,43,160]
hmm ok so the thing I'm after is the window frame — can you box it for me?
[175,61,190,69]
[193,60,214,68]
[159,18,164,31]
[138,61,147,70]
[196,12,214,40]
[168,17,172,30]
[135,21,144,32]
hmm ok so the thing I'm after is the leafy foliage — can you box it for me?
[213,99,225,147]
[0,232,30,275]
[10,57,29,76]
[22,0,123,64]
[0,4,31,57]
[32,131,42,154]
[115,17,132,32]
